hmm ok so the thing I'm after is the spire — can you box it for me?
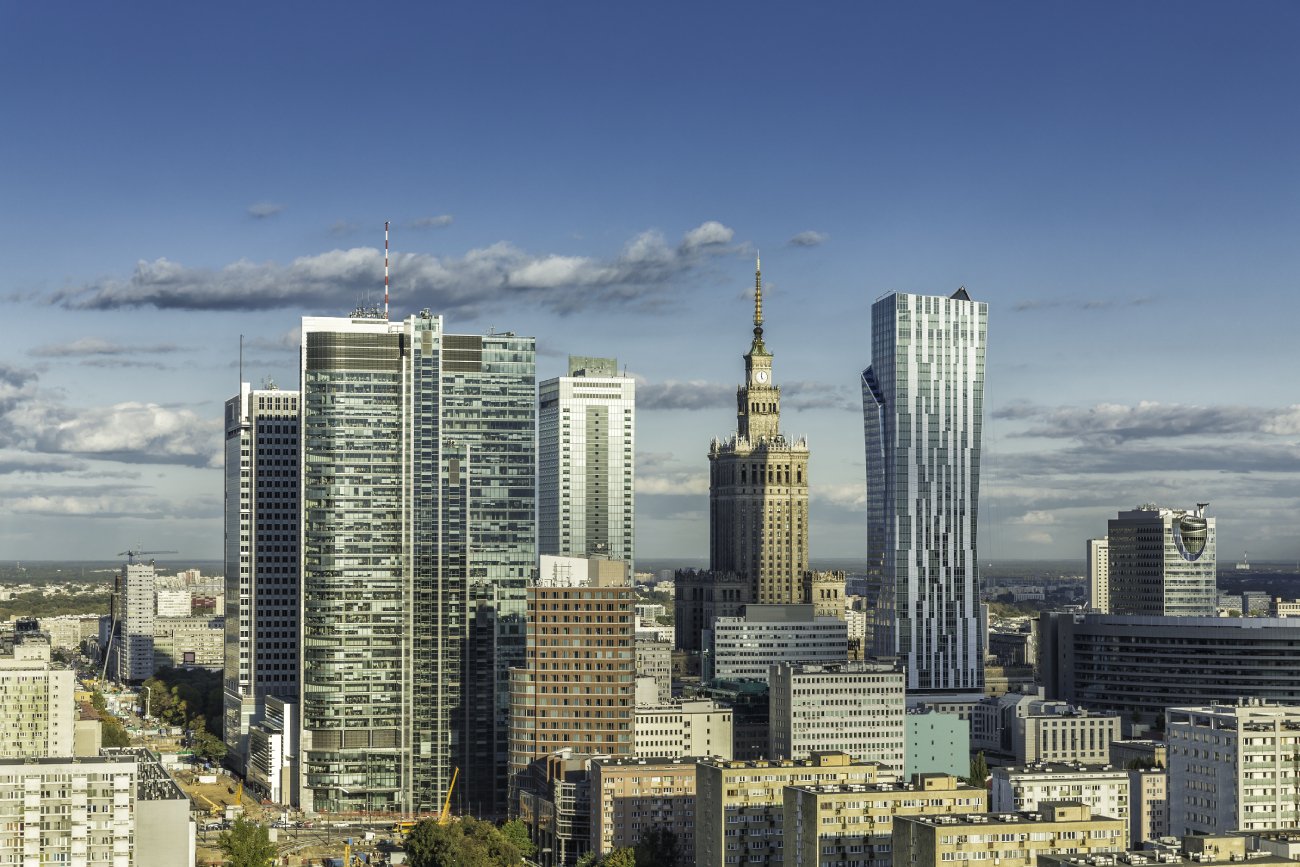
[754,253,764,330]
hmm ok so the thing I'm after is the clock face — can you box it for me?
[755,370,768,383]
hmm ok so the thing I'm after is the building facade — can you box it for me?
[113,561,157,683]
[634,698,732,759]
[785,774,985,867]
[222,384,300,774]
[538,356,635,576]
[508,561,636,800]
[863,289,987,692]
[299,311,535,816]
[709,260,810,605]
[769,660,906,774]
[1040,613,1300,720]
[991,764,1131,847]
[696,752,880,867]
[1107,505,1216,617]
[1087,537,1109,613]
[634,639,672,704]
[590,756,698,861]
[892,802,1126,867]
[1167,702,1300,836]
[906,710,970,777]
[0,643,74,759]
[709,604,848,685]
[1013,703,1123,765]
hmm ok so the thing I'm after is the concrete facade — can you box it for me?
[991,764,1131,846]
[590,756,698,860]
[710,604,848,684]
[892,802,1125,867]
[634,699,732,760]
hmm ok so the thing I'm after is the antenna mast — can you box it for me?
[384,220,390,321]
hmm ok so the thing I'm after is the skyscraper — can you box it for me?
[538,357,635,576]
[1107,504,1215,617]
[1087,537,1110,613]
[709,260,809,604]
[222,384,300,774]
[299,309,535,816]
[863,289,987,693]
[108,561,156,683]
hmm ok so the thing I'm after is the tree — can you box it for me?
[634,828,681,867]
[500,819,536,858]
[967,751,989,787]
[217,816,276,867]
[602,849,637,867]
[405,818,520,867]
[101,717,130,748]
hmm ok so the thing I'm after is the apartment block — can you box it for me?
[769,660,905,774]
[892,802,1125,867]
[991,764,1131,847]
[0,642,74,759]
[590,756,698,861]
[785,774,986,867]
[1129,767,1168,844]
[1167,701,1300,835]
[696,752,881,867]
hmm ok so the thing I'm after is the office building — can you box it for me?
[222,383,300,774]
[0,643,74,759]
[591,756,698,862]
[508,558,635,800]
[155,589,192,617]
[862,289,987,692]
[674,568,750,653]
[709,260,810,604]
[1107,504,1216,617]
[1087,537,1110,614]
[515,750,597,867]
[153,615,224,670]
[1013,702,1122,765]
[709,604,847,684]
[696,752,880,867]
[248,696,298,806]
[539,356,635,578]
[299,310,535,816]
[689,679,771,760]
[1040,612,1300,720]
[906,709,970,777]
[634,698,732,759]
[785,774,985,867]
[893,802,1126,867]
[769,660,906,774]
[1167,701,1300,835]
[991,764,1131,846]
[635,639,672,704]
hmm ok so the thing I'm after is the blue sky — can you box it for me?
[1,2,1298,564]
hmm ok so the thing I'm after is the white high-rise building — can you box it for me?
[0,643,74,758]
[862,289,987,692]
[222,384,300,774]
[1108,504,1216,617]
[113,561,156,682]
[1167,702,1300,835]
[539,356,635,577]
[1088,537,1110,613]
[991,764,1132,847]
[708,604,848,684]
[769,659,906,775]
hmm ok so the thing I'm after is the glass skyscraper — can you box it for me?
[299,310,534,817]
[862,289,986,692]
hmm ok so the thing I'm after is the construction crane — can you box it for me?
[117,549,178,564]
[439,767,460,826]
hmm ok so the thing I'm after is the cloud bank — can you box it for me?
[49,222,741,317]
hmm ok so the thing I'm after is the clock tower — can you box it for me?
[708,259,810,604]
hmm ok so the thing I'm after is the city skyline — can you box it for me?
[2,4,1299,563]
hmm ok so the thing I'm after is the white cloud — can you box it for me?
[788,230,826,247]
[408,215,454,229]
[681,221,734,250]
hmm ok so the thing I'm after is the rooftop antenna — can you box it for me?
[239,334,244,386]
[384,220,390,321]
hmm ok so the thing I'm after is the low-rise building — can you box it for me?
[1109,739,1166,769]
[1040,834,1296,867]
[906,710,969,777]
[785,774,985,867]
[634,698,732,759]
[590,756,697,860]
[892,802,1125,867]
[769,660,905,774]
[1014,701,1122,765]
[697,752,880,867]
[991,764,1131,847]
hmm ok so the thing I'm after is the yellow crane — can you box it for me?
[439,767,460,826]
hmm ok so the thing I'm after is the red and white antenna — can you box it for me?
[384,220,390,321]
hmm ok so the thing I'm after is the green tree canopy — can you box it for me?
[499,819,536,858]
[967,751,989,787]
[406,817,522,867]
[634,828,681,867]
[217,816,276,867]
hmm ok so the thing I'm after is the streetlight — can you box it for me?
[141,685,151,720]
